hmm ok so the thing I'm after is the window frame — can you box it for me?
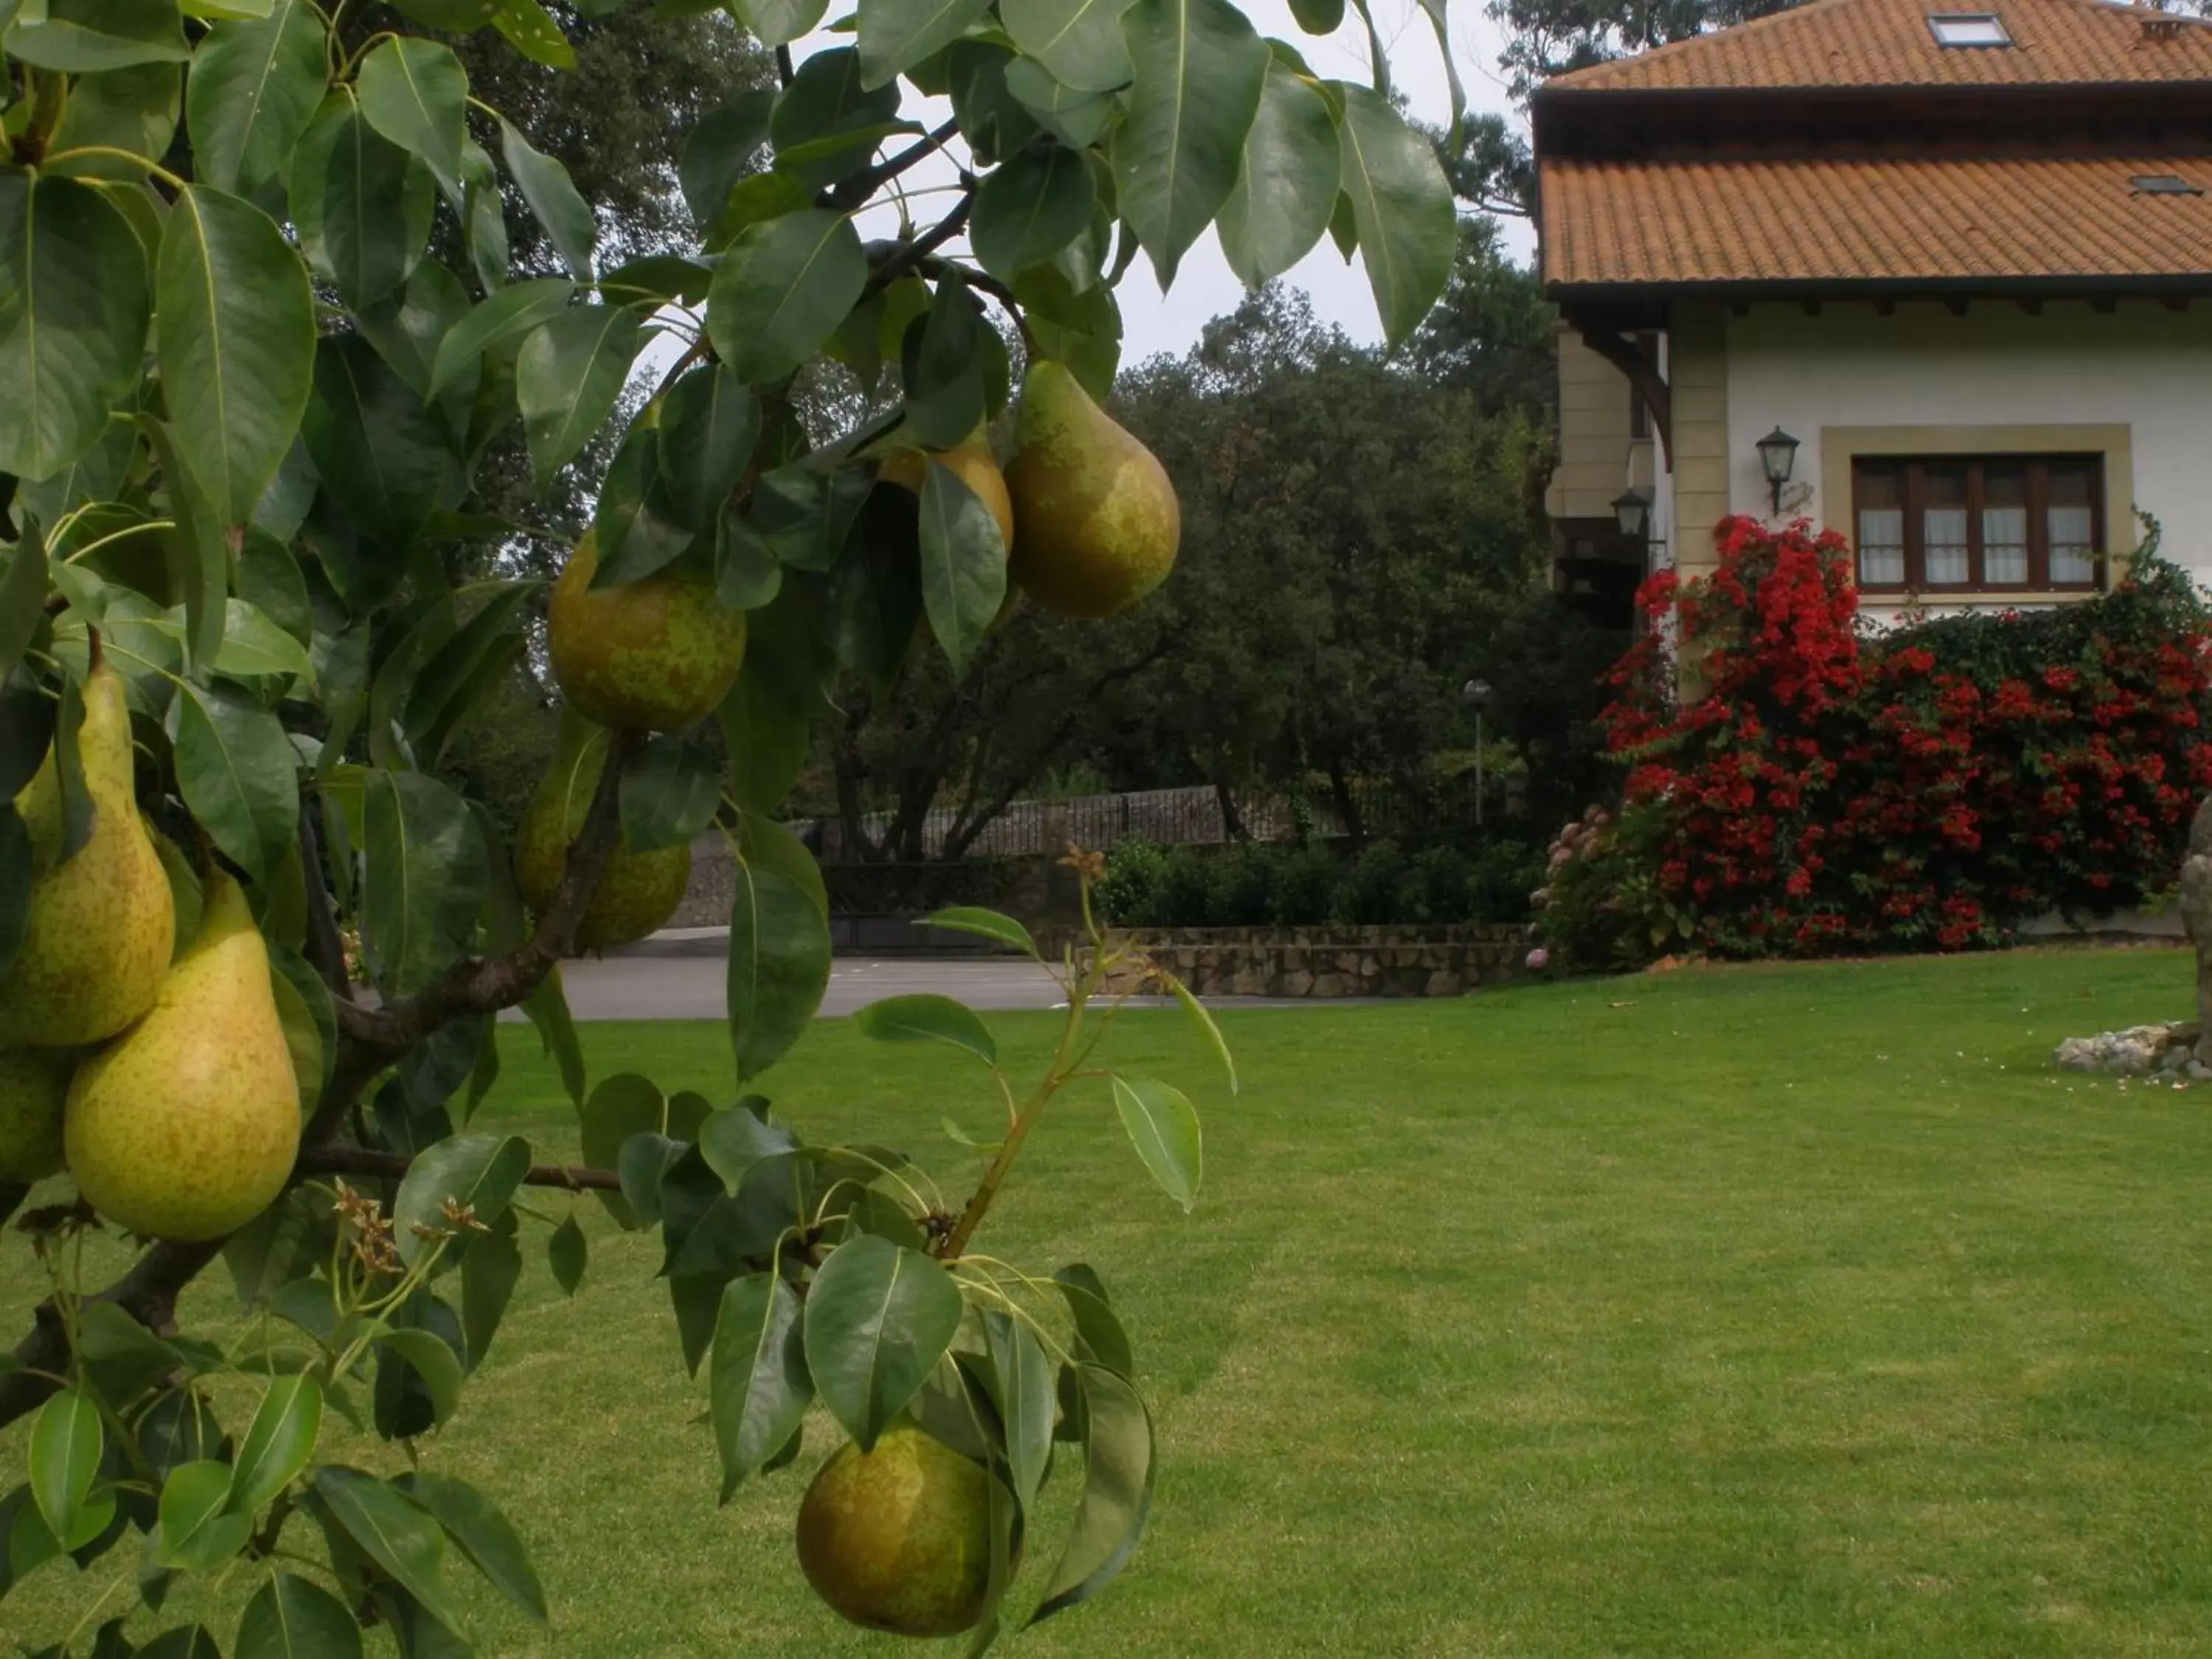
[1927,12,2011,46]
[1849,453,2105,594]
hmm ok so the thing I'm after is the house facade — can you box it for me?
[1535,0,2212,619]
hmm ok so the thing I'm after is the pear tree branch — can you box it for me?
[0,730,644,1431]
[297,1144,621,1192]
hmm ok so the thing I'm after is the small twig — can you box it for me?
[830,117,961,212]
[776,44,794,86]
[863,194,974,299]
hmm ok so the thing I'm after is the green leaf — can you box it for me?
[902,274,986,450]
[1001,0,1136,91]
[403,582,540,750]
[462,139,508,293]
[1288,0,1341,27]
[1004,56,1118,148]
[228,1376,322,1516]
[0,526,47,684]
[517,305,642,489]
[158,1461,251,1570]
[157,186,316,527]
[1026,1364,1155,1625]
[706,209,867,384]
[288,94,436,307]
[856,0,991,88]
[578,1072,682,1227]
[619,734,720,855]
[1012,265,1121,397]
[548,1214,588,1294]
[733,0,826,45]
[355,36,467,198]
[362,768,485,996]
[401,1472,548,1624]
[727,858,832,1082]
[984,1311,1054,1510]
[1217,59,1340,287]
[235,1572,362,1659]
[1109,1075,1202,1210]
[854,993,996,1063]
[47,60,181,180]
[311,1468,465,1633]
[1054,1263,1133,1377]
[1335,82,1455,347]
[521,966,586,1107]
[499,116,597,282]
[302,333,451,550]
[29,1388,102,1546]
[655,363,759,535]
[0,173,150,482]
[972,142,1096,282]
[591,418,694,588]
[925,905,1037,956]
[917,459,1007,677]
[1415,0,1464,139]
[392,1134,531,1266]
[490,0,571,69]
[269,943,335,1112]
[167,680,299,881]
[134,418,229,670]
[710,1273,812,1499]
[5,0,189,69]
[678,90,775,228]
[737,810,826,917]
[802,1236,965,1450]
[358,256,473,414]
[388,0,496,29]
[1113,0,1269,285]
[425,279,573,402]
[1167,973,1238,1094]
[714,507,782,612]
[373,1328,462,1426]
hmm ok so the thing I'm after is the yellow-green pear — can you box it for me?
[547,534,748,733]
[0,659,174,1047]
[0,1048,77,1185]
[515,712,690,952]
[796,1424,996,1637]
[65,872,300,1242]
[1005,361,1180,619]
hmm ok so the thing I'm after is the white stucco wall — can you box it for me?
[1711,301,2212,591]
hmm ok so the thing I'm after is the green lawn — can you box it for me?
[10,948,2212,1655]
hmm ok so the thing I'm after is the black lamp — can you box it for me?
[1613,488,1652,541]
[1756,426,1801,514]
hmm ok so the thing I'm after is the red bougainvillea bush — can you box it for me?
[1536,515,2212,968]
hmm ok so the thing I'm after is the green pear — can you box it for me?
[515,712,691,952]
[796,1423,996,1638]
[547,533,748,733]
[66,872,300,1242]
[0,1048,77,1185]
[0,660,174,1047]
[1005,360,1180,619]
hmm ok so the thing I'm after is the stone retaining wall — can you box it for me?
[1082,925,1528,998]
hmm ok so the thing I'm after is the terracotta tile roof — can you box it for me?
[1545,0,2212,91]
[1543,153,2212,288]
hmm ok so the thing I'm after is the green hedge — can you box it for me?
[1096,839,1542,929]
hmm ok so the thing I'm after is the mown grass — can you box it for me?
[9,947,2212,1655]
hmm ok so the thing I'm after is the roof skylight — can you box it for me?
[2131,173,2205,195]
[1927,12,2013,45]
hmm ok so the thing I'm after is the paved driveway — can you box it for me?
[526,930,1369,1020]
[548,951,1072,1020]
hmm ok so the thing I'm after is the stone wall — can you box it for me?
[1081,925,1530,998]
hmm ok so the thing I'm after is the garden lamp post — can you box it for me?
[1462,678,1493,827]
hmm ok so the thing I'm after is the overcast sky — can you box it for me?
[797,0,1537,368]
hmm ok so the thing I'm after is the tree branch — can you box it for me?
[1,732,644,1432]
[830,118,960,212]
[863,195,974,298]
[299,802,352,998]
[297,1144,620,1192]
[334,728,641,1057]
